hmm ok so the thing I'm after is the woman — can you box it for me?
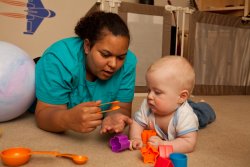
[35,11,137,134]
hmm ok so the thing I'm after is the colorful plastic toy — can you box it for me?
[154,156,174,167]
[170,153,188,167]
[158,145,173,158]
[101,106,120,113]
[141,144,159,164]
[141,130,157,145]
[109,134,130,152]
[0,147,88,166]
[140,130,159,163]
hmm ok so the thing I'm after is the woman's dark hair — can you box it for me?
[75,11,130,49]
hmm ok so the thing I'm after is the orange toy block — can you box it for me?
[141,130,157,145]
[141,144,159,164]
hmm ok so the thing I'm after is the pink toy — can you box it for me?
[158,145,173,158]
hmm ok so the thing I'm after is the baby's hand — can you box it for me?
[148,136,164,148]
[130,138,143,150]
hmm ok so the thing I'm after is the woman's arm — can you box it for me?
[35,100,103,133]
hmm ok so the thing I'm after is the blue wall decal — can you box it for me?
[0,0,56,35]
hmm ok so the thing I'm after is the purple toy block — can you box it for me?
[109,134,130,152]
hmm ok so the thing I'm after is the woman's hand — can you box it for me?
[100,112,132,134]
[35,100,103,133]
[64,101,103,133]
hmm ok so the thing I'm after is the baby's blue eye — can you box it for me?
[155,91,161,95]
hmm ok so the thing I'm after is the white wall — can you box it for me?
[0,0,190,59]
[0,0,96,58]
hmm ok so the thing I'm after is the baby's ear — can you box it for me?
[178,90,189,104]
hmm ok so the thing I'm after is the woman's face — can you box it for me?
[84,32,129,81]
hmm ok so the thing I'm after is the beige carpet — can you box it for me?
[1,96,250,167]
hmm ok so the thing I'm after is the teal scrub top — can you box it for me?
[35,37,137,110]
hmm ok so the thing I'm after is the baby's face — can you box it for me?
[146,70,181,116]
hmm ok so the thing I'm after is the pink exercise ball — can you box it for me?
[0,41,35,122]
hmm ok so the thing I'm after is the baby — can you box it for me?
[129,56,198,153]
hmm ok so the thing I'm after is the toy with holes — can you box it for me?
[140,130,188,167]
[109,134,130,152]
[109,130,163,162]
[140,130,159,163]
[140,130,175,167]
[109,130,158,153]
[109,130,187,167]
